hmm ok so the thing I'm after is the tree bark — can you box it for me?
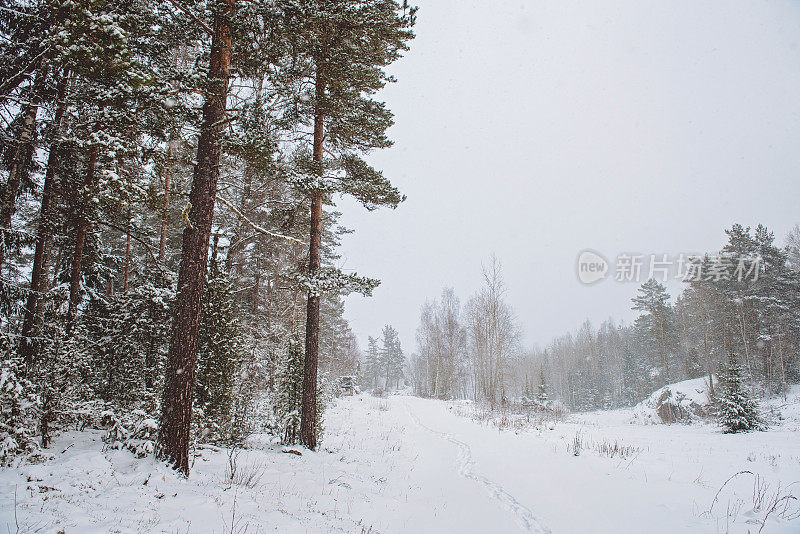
[158,142,172,264]
[19,73,68,366]
[300,70,325,451]
[66,144,99,333]
[0,73,42,272]
[157,0,234,476]
[252,253,260,313]
[124,204,132,293]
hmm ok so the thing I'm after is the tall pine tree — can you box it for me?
[277,0,416,450]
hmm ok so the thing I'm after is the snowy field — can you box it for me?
[2,390,800,534]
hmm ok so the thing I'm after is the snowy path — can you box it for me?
[403,401,551,533]
[373,394,800,534]
[2,392,799,533]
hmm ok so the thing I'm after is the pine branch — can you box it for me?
[163,0,214,35]
[93,220,166,274]
[216,195,304,244]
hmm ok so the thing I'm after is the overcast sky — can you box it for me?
[336,0,800,354]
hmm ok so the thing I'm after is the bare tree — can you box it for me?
[466,257,520,409]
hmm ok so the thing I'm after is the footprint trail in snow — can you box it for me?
[404,402,552,534]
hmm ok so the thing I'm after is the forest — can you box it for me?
[0,0,416,473]
[411,225,800,416]
[2,1,800,532]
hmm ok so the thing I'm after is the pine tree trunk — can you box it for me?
[157,0,234,475]
[19,73,68,366]
[159,142,172,264]
[300,71,325,451]
[124,204,132,293]
[0,73,42,272]
[300,192,322,449]
[252,254,260,313]
[66,144,100,333]
[224,167,252,276]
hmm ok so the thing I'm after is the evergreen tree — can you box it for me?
[195,247,241,444]
[158,0,238,474]
[537,368,548,404]
[380,324,404,390]
[273,334,305,445]
[279,0,416,450]
[0,337,39,465]
[717,354,765,433]
[0,0,417,470]
[364,335,380,390]
[632,279,675,385]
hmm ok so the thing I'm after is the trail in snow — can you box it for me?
[404,401,552,534]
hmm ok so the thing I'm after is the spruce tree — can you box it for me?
[537,368,548,404]
[195,248,241,444]
[273,334,305,445]
[717,354,765,433]
[364,335,380,390]
[0,338,39,465]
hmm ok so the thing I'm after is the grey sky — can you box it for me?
[337,0,800,353]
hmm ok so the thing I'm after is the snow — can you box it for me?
[2,389,800,533]
[632,376,713,425]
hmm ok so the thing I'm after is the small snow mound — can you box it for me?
[632,377,713,425]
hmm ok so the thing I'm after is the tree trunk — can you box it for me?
[0,73,42,272]
[19,73,68,366]
[157,0,234,476]
[252,254,260,313]
[777,323,787,400]
[66,144,100,333]
[300,70,325,451]
[703,324,714,397]
[124,204,132,293]
[158,142,172,264]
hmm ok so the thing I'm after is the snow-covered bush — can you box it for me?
[102,409,159,457]
[0,355,40,466]
[520,398,568,418]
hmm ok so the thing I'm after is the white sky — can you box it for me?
[337,0,800,354]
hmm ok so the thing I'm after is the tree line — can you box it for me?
[411,225,800,412]
[0,0,416,474]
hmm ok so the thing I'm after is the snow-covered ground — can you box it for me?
[2,389,800,533]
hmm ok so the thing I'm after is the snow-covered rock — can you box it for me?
[632,377,713,425]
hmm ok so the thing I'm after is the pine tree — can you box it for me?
[0,0,419,468]
[717,354,765,433]
[632,279,675,385]
[158,0,237,475]
[379,325,404,390]
[281,0,416,450]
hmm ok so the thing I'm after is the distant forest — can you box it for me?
[410,224,800,411]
